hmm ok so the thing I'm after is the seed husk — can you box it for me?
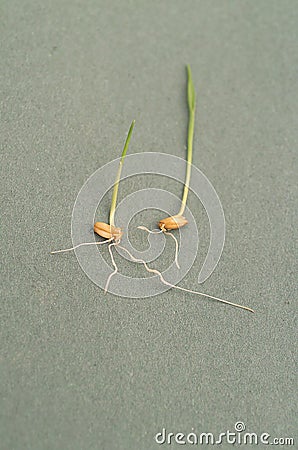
[93,222,123,240]
[158,215,188,231]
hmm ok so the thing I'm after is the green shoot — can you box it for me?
[178,64,196,216]
[109,120,135,226]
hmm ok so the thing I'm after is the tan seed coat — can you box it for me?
[94,222,123,240]
[158,215,188,231]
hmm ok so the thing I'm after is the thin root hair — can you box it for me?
[104,242,119,293]
[117,244,254,313]
[50,238,114,254]
[138,225,180,269]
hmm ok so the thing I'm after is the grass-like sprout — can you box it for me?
[109,120,135,228]
[179,64,195,216]
[159,64,195,230]
[51,120,135,255]
[137,66,254,313]
[138,65,195,266]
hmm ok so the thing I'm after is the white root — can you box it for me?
[104,242,119,293]
[137,225,180,269]
[137,226,162,234]
[51,232,254,313]
[117,244,254,313]
[163,230,180,269]
[50,238,114,254]
[51,236,121,294]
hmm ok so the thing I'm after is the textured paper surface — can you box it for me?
[1,1,297,449]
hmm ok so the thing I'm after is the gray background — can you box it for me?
[1,1,297,449]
